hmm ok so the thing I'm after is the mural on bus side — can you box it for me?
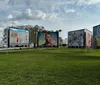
[9,28,29,47]
[68,30,84,47]
[93,25,100,47]
[37,32,59,47]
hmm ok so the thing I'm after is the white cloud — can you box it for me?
[66,9,76,13]
[8,8,57,21]
[25,8,33,16]
[0,27,4,30]
[8,14,13,19]
[55,1,73,6]
[76,0,100,5]
[87,0,100,4]
[76,12,82,15]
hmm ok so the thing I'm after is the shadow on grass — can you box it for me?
[0,48,100,61]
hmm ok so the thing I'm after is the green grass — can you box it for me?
[0,47,100,85]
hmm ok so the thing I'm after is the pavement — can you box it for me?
[0,47,30,51]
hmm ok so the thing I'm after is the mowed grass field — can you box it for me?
[0,47,100,85]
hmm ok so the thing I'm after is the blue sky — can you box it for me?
[0,0,100,39]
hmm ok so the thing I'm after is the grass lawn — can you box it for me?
[0,47,100,85]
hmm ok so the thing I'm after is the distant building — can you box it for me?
[62,38,68,46]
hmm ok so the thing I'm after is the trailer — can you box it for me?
[37,32,59,47]
[68,29,92,48]
[7,28,29,47]
[93,25,100,48]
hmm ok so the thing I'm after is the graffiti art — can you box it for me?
[68,30,84,47]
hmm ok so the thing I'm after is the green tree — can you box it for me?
[30,25,45,47]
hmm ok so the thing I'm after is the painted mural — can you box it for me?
[9,28,29,47]
[86,30,92,47]
[93,25,100,47]
[68,30,84,47]
[37,32,59,47]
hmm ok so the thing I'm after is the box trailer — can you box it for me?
[7,28,29,47]
[93,25,100,48]
[37,32,59,47]
[68,29,92,48]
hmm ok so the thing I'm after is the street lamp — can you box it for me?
[57,29,62,46]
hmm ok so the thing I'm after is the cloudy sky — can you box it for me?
[0,0,100,39]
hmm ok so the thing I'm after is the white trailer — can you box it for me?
[68,29,92,48]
